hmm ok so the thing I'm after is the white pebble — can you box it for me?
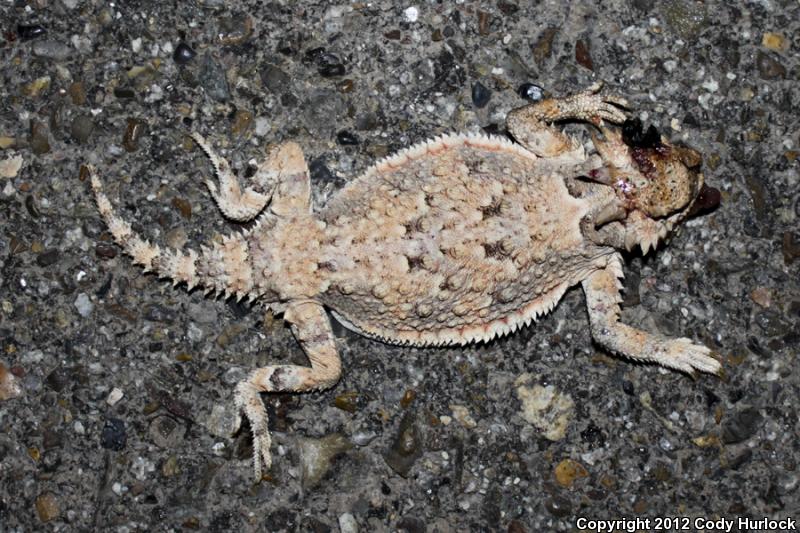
[74,293,94,317]
[338,513,358,533]
[403,6,418,23]
[106,387,124,406]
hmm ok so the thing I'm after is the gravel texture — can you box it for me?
[0,1,798,531]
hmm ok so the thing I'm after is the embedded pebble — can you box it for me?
[449,404,477,429]
[554,458,589,488]
[173,42,196,64]
[762,32,788,52]
[517,82,544,102]
[217,14,253,46]
[721,407,762,444]
[200,54,230,101]
[403,6,419,23]
[0,153,23,178]
[35,493,60,522]
[205,403,240,437]
[384,411,422,477]
[299,433,353,488]
[35,249,59,267]
[351,428,377,446]
[18,24,47,41]
[260,63,291,94]
[316,53,345,77]
[337,130,360,145]
[32,40,73,61]
[471,81,491,108]
[106,387,124,405]
[101,418,127,450]
[29,121,51,155]
[544,494,572,517]
[515,375,574,440]
[575,39,593,70]
[756,50,786,80]
[70,114,94,144]
[149,415,185,448]
[338,513,358,533]
[122,118,146,152]
[0,363,23,400]
[74,293,93,317]
[161,455,180,477]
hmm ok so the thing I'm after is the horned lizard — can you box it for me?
[89,83,722,480]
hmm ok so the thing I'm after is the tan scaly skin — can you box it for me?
[90,82,721,480]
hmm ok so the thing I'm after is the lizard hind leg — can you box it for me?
[191,132,311,222]
[235,300,342,480]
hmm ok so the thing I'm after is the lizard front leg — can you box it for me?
[507,82,629,158]
[582,254,722,376]
[191,133,310,221]
[235,300,341,480]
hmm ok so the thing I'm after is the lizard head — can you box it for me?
[588,119,720,253]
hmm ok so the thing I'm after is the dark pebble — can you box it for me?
[300,517,332,533]
[756,51,786,80]
[384,29,401,40]
[532,28,558,65]
[70,114,94,144]
[517,82,544,102]
[144,304,174,323]
[95,242,118,259]
[266,509,297,531]
[25,195,41,218]
[721,407,762,444]
[42,429,63,450]
[336,131,359,145]
[122,118,146,152]
[318,61,345,77]
[36,249,60,267]
[621,118,660,148]
[383,412,422,477]
[200,53,230,102]
[622,379,635,395]
[304,46,327,64]
[173,42,196,64]
[113,87,136,99]
[497,2,519,15]
[260,63,291,94]
[45,366,72,392]
[96,274,113,299]
[355,112,379,131]
[507,520,527,533]
[575,39,593,70]
[783,232,800,265]
[754,310,786,337]
[688,184,721,217]
[728,449,753,470]
[29,120,51,155]
[17,24,46,41]
[544,494,572,517]
[396,516,426,533]
[471,81,491,108]
[101,418,127,451]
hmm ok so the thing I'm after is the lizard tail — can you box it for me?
[89,165,258,300]
[90,165,202,290]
